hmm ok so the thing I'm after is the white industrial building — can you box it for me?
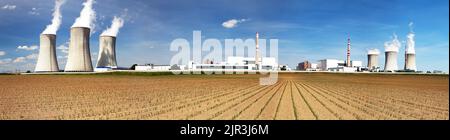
[187,32,278,72]
[135,64,172,71]
[318,59,362,72]
[318,59,345,71]
[190,56,278,71]
[306,63,318,71]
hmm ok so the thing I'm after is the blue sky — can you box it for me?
[0,0,448,72]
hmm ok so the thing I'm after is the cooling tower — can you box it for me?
[384,51,398,72]
[404,53,416,71]
[96,36,117,68]
[64,27,93,72]
[367,54,378,71]
[35,34,59,72]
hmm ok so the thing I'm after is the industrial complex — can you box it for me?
[33,0,424,74]
[34,28,423,73]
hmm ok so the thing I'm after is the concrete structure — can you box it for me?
[94,67,112,72]
[404,33,417,71]
[384,34,401,72]
[404,23,417,71]
[297,61,311,71]
[318,59,345,71]
[65,27,93,72]
[190,56,277,71]
[384,51,398,72]
[135,64,171,71]
[35,34,59,72]
[346,34,351,67]
[367,49,380,71]
[328,67,357,72]
[297,61,318,71]
[187,32,277,72]
[318,59,362,72]
[404,54,416,71]
[96,36,117,68]
[310,63,318,69]
[255,32,262,70]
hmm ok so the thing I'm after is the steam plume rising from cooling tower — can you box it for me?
[384,34,401,52]
[41,0,66,35]
[101,16,124,37]
[72,0,96,30]
[406,22,415,54]
[367,48,380,55]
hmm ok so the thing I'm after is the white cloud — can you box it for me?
[13,57,26,63]
[222,19,248,29]
[26,53,38,59]
[28,7,40,15]
[0,51,5,56]
[57,42,69,54]
[0,58,12,65]
[11,53,38,64]
[1,4,16,10]
[17,45,38,51]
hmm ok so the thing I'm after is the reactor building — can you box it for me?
[35,34,59,72]
[96,35,117,68]
[64,27,93,72]
[367,49,380,71]
[384,35,401,72]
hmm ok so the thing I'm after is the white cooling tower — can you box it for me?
[404,31,416,71]
[367,54,378,71]
[404,53,416,71]
[96,36,117,68]
[35,34,59,72]
[64,27,93,72]
[384,51,398,72]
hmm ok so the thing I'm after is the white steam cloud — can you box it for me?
[101,16,124,37]
[384,33,401,52]
[71,0,96,30]
[405,22,415,54]
[42,0,66,35]
[367,48,380,55]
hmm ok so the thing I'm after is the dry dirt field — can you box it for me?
[0,73,448,120]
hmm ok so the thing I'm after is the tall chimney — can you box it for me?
[35,34,59,72]
[64,27,93,72]
[96,35,117,68]
[346,34,351,67]
[255,32,261,70]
